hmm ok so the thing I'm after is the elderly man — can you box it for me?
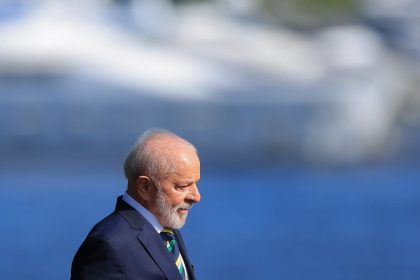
[71,129,201,280]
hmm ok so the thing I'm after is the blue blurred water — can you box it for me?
[1,164,419,280]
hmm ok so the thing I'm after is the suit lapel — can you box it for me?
[174,230,196,280]
[137,227,182,280]
[116,197,182,280]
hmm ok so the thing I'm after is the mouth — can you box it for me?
[177,204,193,216]
[178,208,189,215]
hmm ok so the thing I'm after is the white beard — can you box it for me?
[156,186,192,229]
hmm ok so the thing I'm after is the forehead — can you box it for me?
[168,150,200,181]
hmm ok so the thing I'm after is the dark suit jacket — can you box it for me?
[71,197,196,280]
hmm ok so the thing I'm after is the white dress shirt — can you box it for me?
[122,192,190,280]
[122,192,164,233]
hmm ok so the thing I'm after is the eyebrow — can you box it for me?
[177,179,199,186]
[181,180,195,185]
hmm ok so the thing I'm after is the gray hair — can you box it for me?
[123,128,197,182]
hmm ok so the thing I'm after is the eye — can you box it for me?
[175,184,188,191]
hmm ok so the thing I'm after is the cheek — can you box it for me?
[167,193,186,206]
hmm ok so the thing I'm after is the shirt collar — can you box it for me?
[122,192,164,233]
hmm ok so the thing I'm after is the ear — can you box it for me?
[136,176,152,201]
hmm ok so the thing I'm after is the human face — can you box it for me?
[152,149,201,229]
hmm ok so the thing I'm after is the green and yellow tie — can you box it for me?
[160,228,188,280]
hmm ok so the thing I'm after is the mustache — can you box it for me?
[175,202,193,210]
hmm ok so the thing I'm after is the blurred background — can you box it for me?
[1,0,420,279]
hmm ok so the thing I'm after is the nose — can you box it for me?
[187,183,201,203]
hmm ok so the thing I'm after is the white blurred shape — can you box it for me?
[0,2,229,100]
[177,5,325,83]
[318,25,383,70]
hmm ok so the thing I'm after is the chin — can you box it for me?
[161,215,187,230]
[172,219,186,229]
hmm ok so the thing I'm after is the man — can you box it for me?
[71,129,201,280]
